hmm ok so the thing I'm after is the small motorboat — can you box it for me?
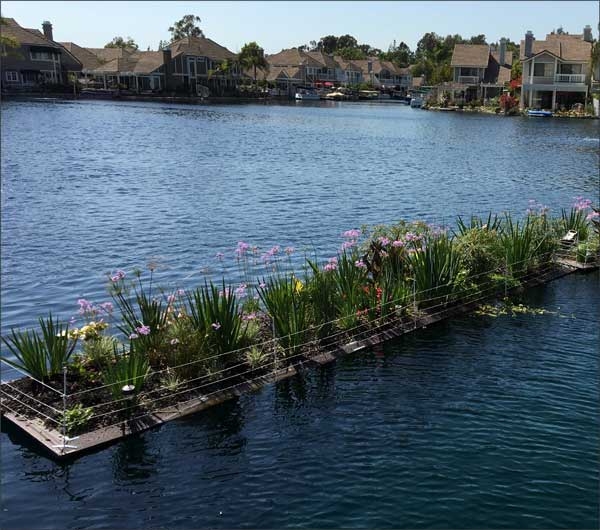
[410,97,423,108]
[527,109,553,117]
[295,88,320,101]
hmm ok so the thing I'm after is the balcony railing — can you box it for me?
[526,74,586,85]
[555,73,585,84]
[458,76,479,85]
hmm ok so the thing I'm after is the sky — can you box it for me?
[1,1,598,54]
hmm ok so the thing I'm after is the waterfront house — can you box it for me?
[352,58,412,93]
[519,27,593,110]
[0,18,81,89]
[449,40,512,103]
[266,48,325,88]
[333,57,364,85]
[60,35,240,95]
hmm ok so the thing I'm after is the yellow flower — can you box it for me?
[294,278,303,294]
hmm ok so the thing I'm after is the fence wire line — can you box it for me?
[0,389,60,425]
[0,381,62,414]
[65,252,560,398]
[79,267,550,415]
[0,362,64,395]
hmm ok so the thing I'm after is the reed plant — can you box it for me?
[330,252,370,329]
[306,259,338,338]
[500,214,543,275]
[104,345,150,399]
[1,313,77,382]
[257,275,309,354]
[186,280,246,363]
[560,207,590,241]
[407,235,462,306]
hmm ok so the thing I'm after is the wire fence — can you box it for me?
[0,239,596,449]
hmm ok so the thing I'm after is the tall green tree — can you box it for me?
[104,36,138,50]
[318,35,338,54]
[0,17,20,57]
[238,41,268,88]
[169,15,204,40]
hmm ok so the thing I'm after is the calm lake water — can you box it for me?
[1,100,599,528]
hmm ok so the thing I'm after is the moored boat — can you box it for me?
[410,96,423,108]
[527,109,553,117]
[295,88,320,100]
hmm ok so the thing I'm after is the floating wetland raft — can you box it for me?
[2,207,599,460]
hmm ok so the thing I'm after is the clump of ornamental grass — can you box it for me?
[1,313,77,384]
[109,271,169,367]
[103,345,150,400]
[186,280,247,366]
[257,274,310,355]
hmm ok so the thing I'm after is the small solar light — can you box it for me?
[122,384,135,396]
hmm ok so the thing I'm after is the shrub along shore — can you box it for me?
[1,202,598,440]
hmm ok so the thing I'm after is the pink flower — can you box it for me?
[129,332,139,340]
[219,288,231,298]
[378,236,390,246]
[259,282,266,289]
[177,289,185,296]
[99,301,114,314]
[587,211,600,220]
[343,229,361,238]
[215,252,225,260]
[341,240,356,250]
[235,283,247,297]
[110,269,126,282]
[136,324,151,335]
[284,246,295,255]
[212,322,221,331]
[355,259,366,269]
[167,294,176,304]
[392,240,404,248]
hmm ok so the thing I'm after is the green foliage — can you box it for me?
[330,253,370,329]
[246,346,269,370]
[169,14,204,40]
[407,235,463,306]
[257,275,309,354]
[306,260,338,337]
[500,214,545,275]
[164,316,206,380]
[103,348,150,399]
[239,42,269,83]
[1,314,77,382]
[104,36,138,50]
[82,335,119,369]
[454,226,504,277]
[186,281,246,360]
[561,207,590,241]
[62,404,93,435]
[111,277,168,365]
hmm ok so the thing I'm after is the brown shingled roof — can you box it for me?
[520,36,591,61]
[60,42,105,70]
[451,44,490,67]
[168,36,236,61]
[267,48,322,68]
[1,17,63,48]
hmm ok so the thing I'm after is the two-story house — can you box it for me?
[520,27,593,110]
[448,40,513,103]
[1,18,81,90]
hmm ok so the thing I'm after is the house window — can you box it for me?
[5,71,19,82]
[30,50,58,61]
[533,63,547,76]
[559,64,582,75]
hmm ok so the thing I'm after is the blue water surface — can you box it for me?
[1,100,599,529]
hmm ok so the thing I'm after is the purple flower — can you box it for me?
[392,240,404,248]
[212,322,221,331]
[177,289,185,296]
[324,256,338,272]
[77,298,94,315]
[100,301,114,314]
[110,269,126,282]
[136,324,151,336]
[573,197,592,211]
[587,211,600,220]
[215,252,225,260]
[258,282,266,289]
[378,236,390,246]
[234,283,247,297]
[129,332,139,340]
[167,294,176,304]
[343,229,361,239]
[219,288,231,298]
[235,241,250,257]
[242,312,257,321]
[284,246,295,255]
[341,240,356,250]
[355,259,367,269]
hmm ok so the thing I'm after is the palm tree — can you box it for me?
[238,42,269,90]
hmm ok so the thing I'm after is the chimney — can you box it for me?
[525,30,534,58]
[583,25,593,42]
[42,20,53,41]
[499,38,506,66]
[162,48,172,91]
